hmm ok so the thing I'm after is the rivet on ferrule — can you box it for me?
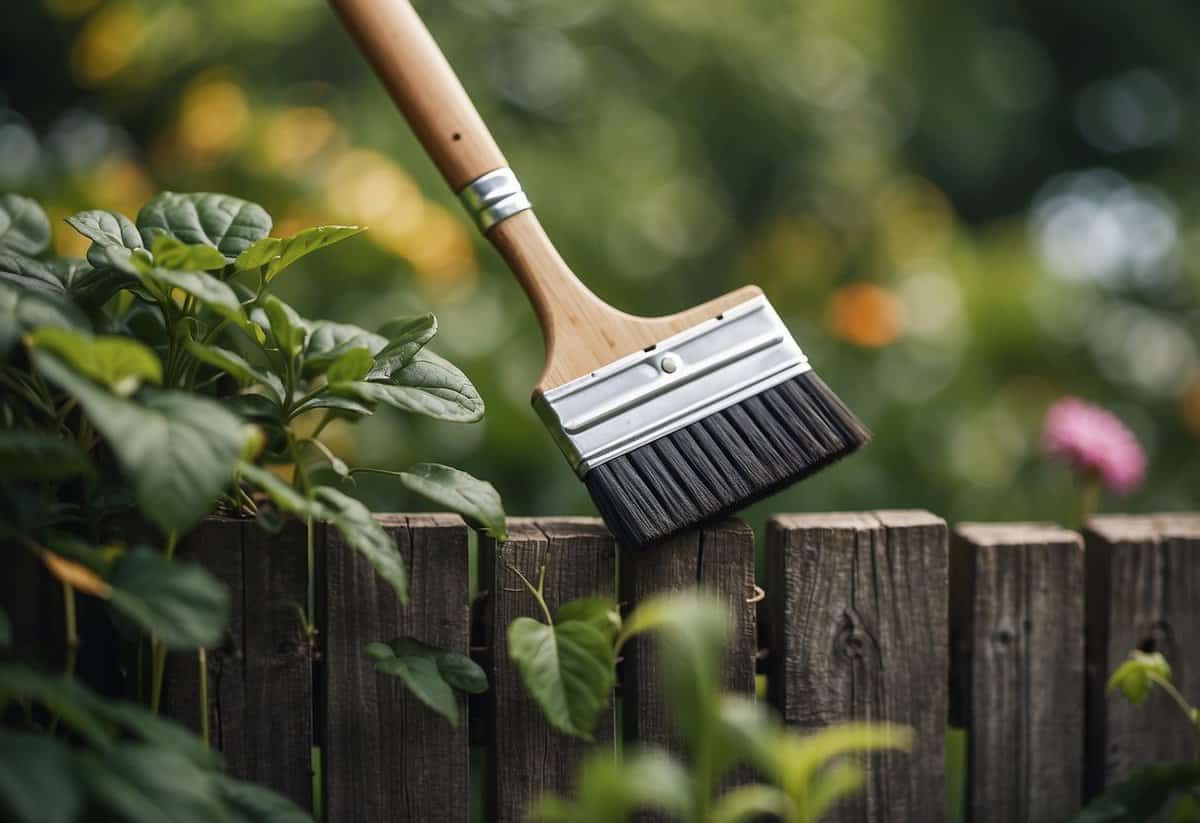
[458,167,532,233]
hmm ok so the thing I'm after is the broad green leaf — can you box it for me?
[710,785,793,823]
[0,280,89,355]
[0,249,64,293]
[65,209,143,250]
[301,319,387,377]
[367,640,462,727]
[289,393,374,419]
[554,597,621,644]
[184,339,285,405]
[213,774,314,823]
[34,351,252,533]
[0,431,94,482]
[0,663,112,746]
[0,730,82,823]
[85,241,152,276]
[325,346,373,383]
[1069,764,1200,823]
[367,637,487,724]
[79,744,229,823]
[137,266,249,328]
[316,485,407,604]
[508,616,615,740]
[107,547,231,649]
[137,192,272,260]
[0,194,50,256]
[334,349,484,422]
[770,722,913,803]
[234,225,364,281]
[533,749,691,823]
[394,463,506,539]
[44,257,132,307]
[31,327,161,395]
[798,760,867,823]
[150,235,227,271]
[368,313,437,376]
[1108,651,1173,706]
[263,295,305,357]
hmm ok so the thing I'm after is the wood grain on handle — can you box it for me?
[331,0,764,392]
[329,0,505,189]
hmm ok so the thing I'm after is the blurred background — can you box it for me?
[2,0,1197,527]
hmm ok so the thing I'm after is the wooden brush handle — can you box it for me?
[330,0,759,390]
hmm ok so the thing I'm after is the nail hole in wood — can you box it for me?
[452,132,462,141]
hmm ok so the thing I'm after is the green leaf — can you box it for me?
[149,235,228,271]
[710,785,794,823]
[289,393,374,419]
[508,616,615,740]
[79,744,230,823]
[184,339,285,405]
[334,349,484,422]
[234,225,365,281]
[325,346,373,383]
[532,749,691,823]
[237,461,311,514]
[137,192,272,260]
[0,250,64,293]
[316,486,407,604]
[0,431,94,482]
[0,663,112,746]
[263,295,305,357]
[367,639,464,727]
[34,351,252,533]
[554,597,620,644]
[213,774,315,823]
[107,547,231,650]
[31,327,161,395]
[0,730,82,823]
[0,194,50,256]
[1108,651,1173,706]
[44,257,132,307]
[137,266,249,328]
[769,722,913,808]
[301,319,387,377]
[394,463,506,539]
[0,281,88,354]
[368,313,438,376]
[65,209,143,250]
[1070,764,1200,823]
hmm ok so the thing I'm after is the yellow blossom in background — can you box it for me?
[49,208,91,257]
[43,0,102,21]
[875,177,956,265]
[71,3,143,86]
[178,75,250,161]
[258,107,341,175]
[79,157,155,218]
[1180,373,1200,437]
[826,282,904,347]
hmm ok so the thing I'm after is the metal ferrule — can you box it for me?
[458,167,532,232]
[533,295,812,476]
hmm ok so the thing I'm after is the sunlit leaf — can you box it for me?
[324,346,373,383]
[30,327,161,395]
[0,194,50,256]
[149,235,227,271]
[136,266,249,329]
[137,192,272,260]
[42,550,111,598]
[553,597,620,644]
[262,295,305,357]
[234,225,364,281]
[1108,651,1173,706]
[333,349,484,422]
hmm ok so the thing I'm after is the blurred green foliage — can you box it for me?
[2,0,1197,526]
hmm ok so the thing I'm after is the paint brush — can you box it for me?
[331,0,869,548]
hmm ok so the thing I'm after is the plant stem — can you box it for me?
[150,531,180,715]
[1078,477,1101,529]
[507,563,554,627]
[62,581,78,679]
[305,514,316,645]
[1148,673,1200,745]
[198,647,210,747]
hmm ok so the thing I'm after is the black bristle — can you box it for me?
[583,370,869,549]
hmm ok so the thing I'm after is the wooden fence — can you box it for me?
[9,511,1199,822]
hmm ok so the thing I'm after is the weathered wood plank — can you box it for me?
[323,513,471,823]
[1084,514,1200,795]
[951,522,1084,823]
[619,520,757,755]
[482,517,616,823]
[165,517,245,767]
[766,510,948,823]
[241,517,315,808]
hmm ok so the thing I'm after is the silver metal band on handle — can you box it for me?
[458,167,532,232]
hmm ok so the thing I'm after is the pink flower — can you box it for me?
[1042,397,1146,495]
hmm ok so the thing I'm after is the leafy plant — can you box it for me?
[529,590,912,823]
[1069,652,1200,822]
[0,190,507,818]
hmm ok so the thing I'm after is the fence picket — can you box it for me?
[323,513,471,822]
[765,510,948,823]
[482,518,617,823]
[1084,514,1200,794]
[951,523,1084,822]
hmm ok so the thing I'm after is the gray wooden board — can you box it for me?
[1084,514,1200,794]
[619,520,757,756]
[765,510,948,823]
[482,518,617,823]
[322,513,471,823]
[951,522,1084,822]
